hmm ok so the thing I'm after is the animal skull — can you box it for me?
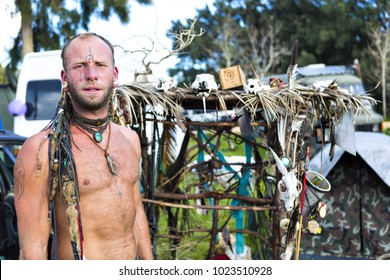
[278,172,299,211]
[156,76,175,93]
[244,78,269,94]
[269,148,300,211]
[191,73,218,96]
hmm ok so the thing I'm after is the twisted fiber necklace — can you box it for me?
[73,121,119,175]
[72,114,109,143]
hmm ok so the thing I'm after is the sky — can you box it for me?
[0,0,214,82]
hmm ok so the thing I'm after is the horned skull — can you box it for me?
[156,76,175,93]
[191,73,218,97]
[269,148,300,211]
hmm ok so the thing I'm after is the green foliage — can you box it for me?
[168,0,388,88]
[8,0,153,69]
[0,65,8,85]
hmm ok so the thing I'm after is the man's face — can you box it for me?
[61,36,118,112]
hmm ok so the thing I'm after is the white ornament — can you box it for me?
[156,76,175,93]
[191,73,218,96]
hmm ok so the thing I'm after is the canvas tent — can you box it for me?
[299,132,390,259]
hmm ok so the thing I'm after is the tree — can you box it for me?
[167,0,388,89]
[9,0,152,69]
[167,0,289,86]
[116,19,205,82]
[366,24,390,119]
[365,4,390,119]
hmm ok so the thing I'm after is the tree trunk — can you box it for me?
[16,0,34,58]
[381,28,388,119]
[382,59,387,119]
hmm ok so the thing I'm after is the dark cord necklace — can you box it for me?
[72,114,109,143]
[73,122,119,175]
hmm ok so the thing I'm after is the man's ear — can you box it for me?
[61,70,68,90]
[61,69,66,81]
[113,66,119,87]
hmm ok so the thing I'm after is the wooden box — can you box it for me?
[218,65,246,90]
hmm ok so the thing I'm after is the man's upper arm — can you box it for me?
[14,135,51,259]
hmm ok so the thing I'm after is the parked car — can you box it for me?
[0,129,26,259]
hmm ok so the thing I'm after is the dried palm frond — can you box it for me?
[114,79,376,133]
[211,91,228,112]
[229,89,280,126]
[276,86,306,113]
[114,83,186,130]
[299,82,378,124]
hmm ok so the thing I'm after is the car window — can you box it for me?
[25,79,62,120]
[338,83,365,95]
[0,144,22,180]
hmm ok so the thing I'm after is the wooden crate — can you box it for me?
[218,65,246,90]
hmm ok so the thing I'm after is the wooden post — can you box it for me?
[268,123,283,260]
[207,198,219,259]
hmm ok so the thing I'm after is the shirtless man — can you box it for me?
[14,32,154,260]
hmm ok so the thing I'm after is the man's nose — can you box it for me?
[86,62,98,81]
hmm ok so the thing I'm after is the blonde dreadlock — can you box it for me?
[43,88,84,259]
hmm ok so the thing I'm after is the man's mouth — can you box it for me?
[84,86,101,93]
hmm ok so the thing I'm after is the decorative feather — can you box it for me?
[287,40,299,92]
[222,225,234,254]
[277,112,288,155]
[281,206,299,260]
[238,108,252,140]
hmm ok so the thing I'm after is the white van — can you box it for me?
[13,50,63,137]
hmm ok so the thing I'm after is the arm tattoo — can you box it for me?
[14,157,25,200]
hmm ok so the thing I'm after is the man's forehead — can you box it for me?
[66,37,112,61]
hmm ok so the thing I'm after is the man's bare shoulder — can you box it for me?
[114,124,139,141]
[22,130,50,151]
[114,123,137,134]
[19,130,51,161]
[112,124,141,155]
[14,130,51,202]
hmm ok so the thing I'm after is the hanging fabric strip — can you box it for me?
[231,140,252,255]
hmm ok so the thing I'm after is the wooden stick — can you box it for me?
[295,146,310,260]
[153,191,273,205]
[142,198,278,212]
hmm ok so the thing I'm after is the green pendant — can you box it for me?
[94,132,103,143]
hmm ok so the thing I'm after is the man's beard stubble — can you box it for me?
[68,82,113,112]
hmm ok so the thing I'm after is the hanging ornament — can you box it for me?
[317,201,327,218]
[307,220,322,235]
[315,119,331,144]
